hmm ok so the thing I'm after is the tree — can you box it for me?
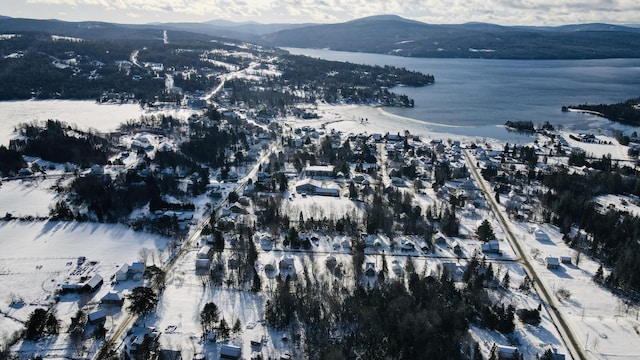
[501,271,511,290]
[232,318,242,334]
[251,268,262,292]
[349,181,357,199]
[213,230,225,253]
[24,308,59,340]
[127,286,158,316]
[95,341,119,360]
[538,348,554,360]
[131,332,159,360]
[218,317,230,340]
[473,341,483,360]
[594,265,604,283]
[200,302,220,334]
[476,219,496,242]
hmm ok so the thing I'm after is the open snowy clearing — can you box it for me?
[0,178,58,217]
[510,218,640,359]
[0,100,200,146]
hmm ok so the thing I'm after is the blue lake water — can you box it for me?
[285,48,640,141]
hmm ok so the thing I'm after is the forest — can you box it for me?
[0,31,432,109]
[563,97,640,126]
[9,120,111,166]
[539,161,640,296]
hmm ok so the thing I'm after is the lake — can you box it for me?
[285,48,640,140]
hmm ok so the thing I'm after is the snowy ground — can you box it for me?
[0,221,171,351]
[0,178,58,218]
[1,100,639,358]
[510,222,640,359]
[0,100,143,145]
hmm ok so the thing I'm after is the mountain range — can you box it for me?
[2,14,640,59]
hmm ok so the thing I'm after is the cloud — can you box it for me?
[19,0,640,25]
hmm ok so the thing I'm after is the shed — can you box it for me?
[82,274,103,292]
[219,344,241,359]
[197,246,212,259]
[496,344,518,359]
[195,259,211,269]
[561,256,572,265]
[535,231,551,242]
[545,257,560,269]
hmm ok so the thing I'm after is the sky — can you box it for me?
[2,0,640,26]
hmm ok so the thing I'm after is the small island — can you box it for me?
[504,120,535,132]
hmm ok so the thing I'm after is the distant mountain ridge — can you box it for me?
[256,15,640,59]
[1,15,640,59]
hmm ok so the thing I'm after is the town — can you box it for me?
[1,26,640,360]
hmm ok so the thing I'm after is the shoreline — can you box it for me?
[305,103,508,145]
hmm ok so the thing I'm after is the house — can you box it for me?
[129,262,146,280]
[391,261,403,276]
[228,254,239,270]
[482,240,501,254]
[88,309,106,325]
[364,262,376,277]
[220,344,242,359]
[279,256,295,272]
[159,349,182,360]
[124,327,160,358]
[401,242,415,252]
[493,344,519,359]
[295,178,340,197]
[228,202,247,214]
[101,291,124,307]
[303,165,335,178]
[545,257,560,269]
[115,263,130,282]
[260,236,272,250]
[451,241,463,256]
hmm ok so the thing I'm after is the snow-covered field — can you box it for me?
[0,178,58,217]
[0,100,143,145]
[0,100,200,146]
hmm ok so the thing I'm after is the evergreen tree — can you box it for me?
[218,317,230,340]
[127,287,158,316]
[476,219,496,242]
[200,302,220,334]
[501,271,511,290]
[232,318,242,334]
